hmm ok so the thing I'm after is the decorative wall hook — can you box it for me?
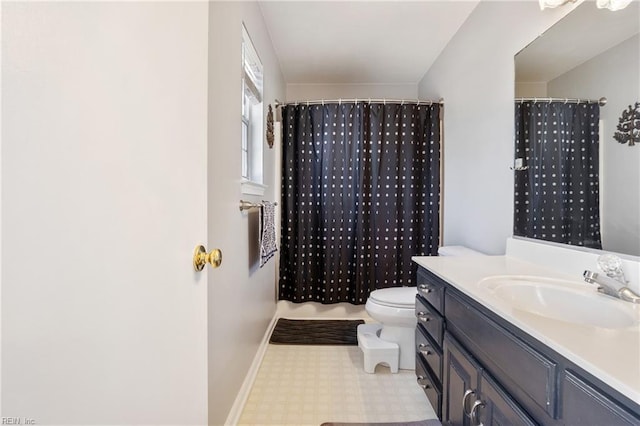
[613,102,639,147]
[266,104,274,149]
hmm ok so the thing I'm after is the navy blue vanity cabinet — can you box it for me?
[442,333,480,426]
[415,325,443,384]
[446,289,557,421]
[562,370,640,426]
[417,355,443,419]
[443,333,536,426]
[477,370,538,426]
[415,265,640,426]
[416,295,444,346]
[415,267,447,417]
[417,267,445,313]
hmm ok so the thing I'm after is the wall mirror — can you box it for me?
[514,1,639,257]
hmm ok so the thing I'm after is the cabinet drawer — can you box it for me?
[562,370,640,426]
[416,355,442,419]
[415,325,443,383]
[417,267,445,314]
[446,290,558,419]
[415,295,444,347]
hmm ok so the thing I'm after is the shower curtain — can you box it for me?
[279,102,440,304]
[514,101,602,249]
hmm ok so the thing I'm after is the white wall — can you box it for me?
[2,2,209,424]
[418,1,574,255]
[515,81,547,97]
[286,83,418,102]
[548,35,640,256]
[208,2,285,424]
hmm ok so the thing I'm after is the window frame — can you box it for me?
[240,24,265,194]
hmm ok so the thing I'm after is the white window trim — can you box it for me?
[241,179,268,196]
[240,23,266,194]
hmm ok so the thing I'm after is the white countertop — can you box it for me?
[412,255,640,405]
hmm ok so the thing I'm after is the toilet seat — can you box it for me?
[368,287,417,309]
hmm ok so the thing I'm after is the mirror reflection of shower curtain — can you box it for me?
[514,101,602,249]
[279,102,440,304]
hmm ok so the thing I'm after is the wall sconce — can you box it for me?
[539,0,575,10]
[539,0,632,10]
[596,0,633,10]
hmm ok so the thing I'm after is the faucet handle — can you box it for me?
[597,254,627,282]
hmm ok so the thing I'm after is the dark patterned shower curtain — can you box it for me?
[279,102,440,304]
[514,101,601,249]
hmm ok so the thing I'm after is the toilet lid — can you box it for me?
[369,287,417,308]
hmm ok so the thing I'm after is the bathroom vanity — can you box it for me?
[412,252,640,425]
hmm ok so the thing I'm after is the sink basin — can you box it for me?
[478,276,638,329]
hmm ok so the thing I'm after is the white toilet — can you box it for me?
[360,287,418,372]
[358,245,484,373]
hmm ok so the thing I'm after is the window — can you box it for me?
[241,25,264,193]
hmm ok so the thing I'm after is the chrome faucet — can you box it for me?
[583,254,640,304]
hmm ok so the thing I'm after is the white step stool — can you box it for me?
[357,323,399,373]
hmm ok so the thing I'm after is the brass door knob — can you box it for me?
[193,245,222,271]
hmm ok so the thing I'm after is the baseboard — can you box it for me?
[224,313,279,426]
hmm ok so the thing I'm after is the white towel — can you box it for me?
[259,201,277,267]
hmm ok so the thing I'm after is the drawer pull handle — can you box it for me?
[418,284,432,293]
[418,343,432,356]
[417,312,431,322]
[416,376,431,390]
[462,389,475,418]
[470,399,485,426]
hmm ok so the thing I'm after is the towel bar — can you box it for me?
[239,200,278,211]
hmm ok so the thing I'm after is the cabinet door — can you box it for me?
[476,371,537,426]
[443,333,480,426]
[562,370,640,426]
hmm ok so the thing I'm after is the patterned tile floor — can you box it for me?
[238,344,437,425]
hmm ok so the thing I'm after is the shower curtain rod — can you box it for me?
[274,98,443,107]
[516,97,607,107]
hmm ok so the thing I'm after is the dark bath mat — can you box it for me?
[320,420,442,426]
[269,318,365,345]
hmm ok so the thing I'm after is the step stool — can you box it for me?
[357,323,399,373]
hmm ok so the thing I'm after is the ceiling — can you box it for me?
[258,1,480,85]
[515,0,640,82]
